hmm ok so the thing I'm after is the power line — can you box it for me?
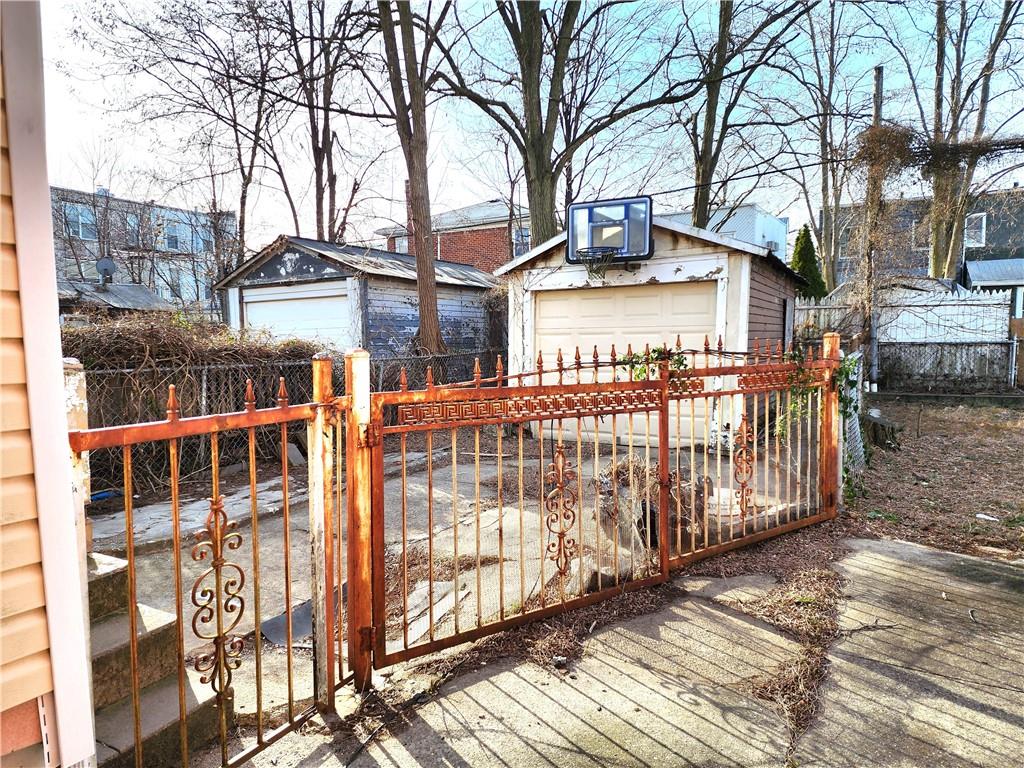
[642,155,857,198]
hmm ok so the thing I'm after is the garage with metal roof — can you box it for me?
[215,235,497,354]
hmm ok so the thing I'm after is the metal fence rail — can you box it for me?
[83,351,503,492]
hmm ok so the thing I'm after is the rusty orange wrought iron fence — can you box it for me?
[67,335,840,764]
[68,356,348,768]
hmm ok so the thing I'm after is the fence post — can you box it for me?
[346,350,374,690]
[307,354,335,710]
[657,359,671,577]
[64,358,95,709]
[820,333,841,518]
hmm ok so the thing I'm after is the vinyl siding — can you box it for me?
[0,54,54,714]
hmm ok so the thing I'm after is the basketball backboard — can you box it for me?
[566,196,653,264]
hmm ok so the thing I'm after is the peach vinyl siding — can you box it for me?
[0,53,54,714]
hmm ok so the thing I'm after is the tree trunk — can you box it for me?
[406,155,443,352]
[691,0,733,229]
[379,0,445,353]
[525,156,558,247]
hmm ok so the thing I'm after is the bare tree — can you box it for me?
[434,1,709,245]
[681,0,811,229]
[759,0,871,290]
[79,0,288,268]
[366,0,452,352]
[861,0,1024,278]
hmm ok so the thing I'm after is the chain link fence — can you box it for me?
[83,349,504,494]
[876,340,1016,392]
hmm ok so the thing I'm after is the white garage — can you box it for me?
[496,216,802,443]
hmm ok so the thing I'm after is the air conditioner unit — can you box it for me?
[766,240,779,252]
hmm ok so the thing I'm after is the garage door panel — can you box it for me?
[535,282,717,446]
[243,282,351,347]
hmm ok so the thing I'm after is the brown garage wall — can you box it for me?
[747,256,797,353]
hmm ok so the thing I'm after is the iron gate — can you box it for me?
[351,334,840,676]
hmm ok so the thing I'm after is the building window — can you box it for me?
[513,227,530,256]
[64,203,97,240]
[911,218,930,250]
[964,213,986,248]
[394,236,409,253]
[164,221,181,251]
[125,213,141,247]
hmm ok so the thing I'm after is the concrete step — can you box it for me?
[94,668,230,768]
[91,604,180,710]
[88,553,129,622]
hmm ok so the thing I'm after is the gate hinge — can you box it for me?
[359,625,378,651]
[358,423,382,448]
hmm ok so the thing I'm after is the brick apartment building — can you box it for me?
[376,188,530,273]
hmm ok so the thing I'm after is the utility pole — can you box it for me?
[863,65,883,385]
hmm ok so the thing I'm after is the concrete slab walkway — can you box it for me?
[793,538,1024,768]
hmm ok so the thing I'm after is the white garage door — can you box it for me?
[534,282,717,444]
[243,281,353,348]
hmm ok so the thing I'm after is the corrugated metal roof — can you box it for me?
[374,199,527,237]
[57,280,174,311]
[217,236,497,290]
[967,258,1024,285]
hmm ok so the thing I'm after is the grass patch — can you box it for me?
[1004,514,1024,528]
[866,509,900,523]
[734,569,843,754]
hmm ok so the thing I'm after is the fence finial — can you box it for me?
[495,355,504,382]
[610,343,617,364]
[244,379,255,411]
[425,365,434,388]
[753,338,761,362]
[593,345,600,368]
[473,357,481,386]
[574,346,581,370]
[717,335,724,352]
[399,366,408,391]
[704,334,711,352]
[775,340,783,358]
[537,350,544,372]
[277,377,289,407]
[675,334,682,351]
[166,385,180,421]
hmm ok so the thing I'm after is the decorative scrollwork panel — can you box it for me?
[544,445,579,578]
[191,495,245,698]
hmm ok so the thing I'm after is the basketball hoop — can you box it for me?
[576,245,619,280]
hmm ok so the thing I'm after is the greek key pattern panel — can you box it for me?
[668,375,706,396]
[397,388,662,426]
[737,367,830,391]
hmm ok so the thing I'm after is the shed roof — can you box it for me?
[967,258,1024,286]
[215,235,497,290]
[374,199,528,237]
[494,216,803,284]
[57,280,174,311]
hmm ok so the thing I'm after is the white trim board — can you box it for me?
[3,3,96,763]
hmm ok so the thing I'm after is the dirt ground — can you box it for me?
[845,403,1024,558]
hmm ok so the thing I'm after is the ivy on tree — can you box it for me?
[792,224,828,299]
